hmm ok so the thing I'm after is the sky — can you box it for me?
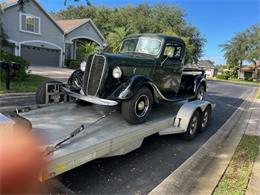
[39,0,260,65]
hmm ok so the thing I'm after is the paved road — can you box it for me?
[46,80,253,194]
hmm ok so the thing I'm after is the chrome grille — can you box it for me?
[84,55,106,96]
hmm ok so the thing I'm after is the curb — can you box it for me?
[0,92,35,97]
[149,89,257,195]
[207,79,260,87]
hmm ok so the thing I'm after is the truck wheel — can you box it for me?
[198,106,211,133]
[36,80,62,104]
[195,85,205,100]
[181,110,200,140]
[68,69,83,92]
[121,86,153,124]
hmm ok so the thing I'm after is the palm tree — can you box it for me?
[107,27,129,52]
[220,32,248,78]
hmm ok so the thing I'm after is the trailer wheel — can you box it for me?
[181,110,200,140]
[36,80,62,104]
[121,86,153,124]
[198,106,211,133]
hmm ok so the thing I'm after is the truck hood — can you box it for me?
[100,52,157,67]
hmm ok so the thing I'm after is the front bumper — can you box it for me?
[62,87,118,106]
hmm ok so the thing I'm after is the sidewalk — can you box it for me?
[245,99,260,195]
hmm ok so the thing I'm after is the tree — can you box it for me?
[221,24,260,78]
[244,24,260,64]
[0,5,10,50]
[107,27,129,52]
[55,3,205,63]
[77,42,99,59]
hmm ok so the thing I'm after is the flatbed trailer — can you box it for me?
[1,100,213,181]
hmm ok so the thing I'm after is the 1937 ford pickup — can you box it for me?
[61,34,207,124]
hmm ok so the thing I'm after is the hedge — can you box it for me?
[65,59,81,69]
[0,51,29,81]
[216,74,229,80]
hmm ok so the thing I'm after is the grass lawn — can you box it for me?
[209,78,260,86]
[257,89,260,99]
[0,74,50,94]
[213,135,260,195]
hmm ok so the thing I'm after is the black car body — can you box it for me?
[64,34,207,124]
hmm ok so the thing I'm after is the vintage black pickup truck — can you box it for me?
[61,34,207,124]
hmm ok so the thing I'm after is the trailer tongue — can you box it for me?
[1,100,213,181]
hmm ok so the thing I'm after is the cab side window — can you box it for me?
[163,43,183,60]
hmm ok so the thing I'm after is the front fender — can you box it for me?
[108,75,153,100]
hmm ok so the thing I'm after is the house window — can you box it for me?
[20,13,40,34]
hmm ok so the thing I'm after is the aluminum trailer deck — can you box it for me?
[2,100,212,181]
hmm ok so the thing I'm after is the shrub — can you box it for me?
[245,77,253,82]
[217,74,229,80]
[77,42,100,59]
[66,59,81,69]
[0,51,29,81]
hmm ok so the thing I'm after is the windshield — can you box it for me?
[120,37,162,56]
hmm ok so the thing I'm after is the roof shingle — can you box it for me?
[0,0,17,8]
[56,19,90,32]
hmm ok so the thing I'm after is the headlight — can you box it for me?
[112,66,122,79]
[80,61,87,72]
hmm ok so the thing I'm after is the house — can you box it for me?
[239,61,260,81]
[185,60,217,78]
[0,0,106,67]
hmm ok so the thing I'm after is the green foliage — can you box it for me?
[54,3,205,63]
[216,74,229,80]
[0,51,29,81]
[256,89,260,99]
[221,24,260,70]
[107,27,129,52]
[214,135,260,195]
[66,59,81,69]
[77,42,100,59]
[0,5,11,49]
[0,74,49,93]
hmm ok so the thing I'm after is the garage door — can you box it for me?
[21,45,60,67]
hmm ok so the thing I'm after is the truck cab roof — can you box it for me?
[125,33,185,45]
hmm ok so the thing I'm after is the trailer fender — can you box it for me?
[159,100,213,135]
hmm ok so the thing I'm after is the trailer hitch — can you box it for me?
[44,110,116,156]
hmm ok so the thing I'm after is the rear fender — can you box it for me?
[194,75,207,92]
